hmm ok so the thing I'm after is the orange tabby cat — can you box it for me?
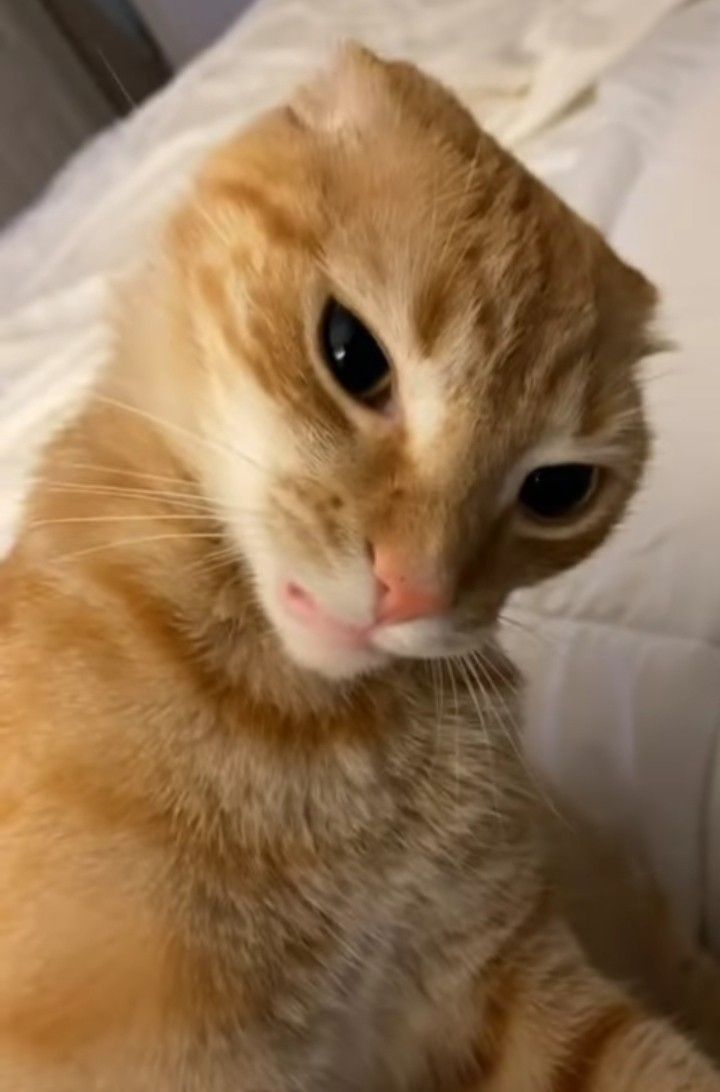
[1,44,718,1091]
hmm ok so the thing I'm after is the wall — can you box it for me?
[0,0,113,226]
[132,0,254,68]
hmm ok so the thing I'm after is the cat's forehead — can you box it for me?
[181,49,654,463]
[210,113,585,360]
[313,134,599,407]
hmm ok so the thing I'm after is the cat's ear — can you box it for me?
[596,249,663,364]
[288,42,388,136]
[288,43,482,160]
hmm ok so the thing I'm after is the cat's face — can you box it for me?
[162,46,656,680]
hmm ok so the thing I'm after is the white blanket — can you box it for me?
[2,0,719,946]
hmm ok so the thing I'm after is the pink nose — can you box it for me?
[372,546,449,625]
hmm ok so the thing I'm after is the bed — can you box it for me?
[1,0,719,949]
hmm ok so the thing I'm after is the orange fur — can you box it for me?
[1,44,717,1091]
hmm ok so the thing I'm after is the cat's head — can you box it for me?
[157,45,656,680]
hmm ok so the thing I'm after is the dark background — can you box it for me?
[0,0,254,225]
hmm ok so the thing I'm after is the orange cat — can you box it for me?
[1,44,718,1091]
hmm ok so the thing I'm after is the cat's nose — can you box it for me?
[372,546,450,625]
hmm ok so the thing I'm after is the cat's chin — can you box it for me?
[275,617,390,681]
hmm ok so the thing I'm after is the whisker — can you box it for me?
[49,532,222,564]
[468,649,568,827]
[427,659,443,769]
[499,611,560,654]
[90,394,267,476]
[95,46,135,109]
[443,658,462,807]
[187,543,242,577]
[455,655,505,829]
[28,513,221,530]
[53,460,204,488]
[30,479,264,520]
[432,654,448,778]
[32,477,213,505]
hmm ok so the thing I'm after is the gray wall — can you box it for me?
[132,0,254,68]
[0,0,113,226]
[0,0,254,228]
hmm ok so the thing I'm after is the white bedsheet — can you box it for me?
[518,47,720,949]
[2,0,719,945]
[509,0,720,948]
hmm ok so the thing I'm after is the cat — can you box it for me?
[0,42,718,1092]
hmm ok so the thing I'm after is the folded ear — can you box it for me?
[289,41,484,162]
[289,42,388,136]
[596,247,662,366]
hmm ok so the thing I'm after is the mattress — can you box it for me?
[1,0,719,947]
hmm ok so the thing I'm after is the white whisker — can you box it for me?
[91,394,267,476]
[50,532,222,565]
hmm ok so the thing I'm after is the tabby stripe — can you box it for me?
[209,179,315,250]
[552,1002,640,1092]
[474,961,521,1080]
[474,889,552,1081]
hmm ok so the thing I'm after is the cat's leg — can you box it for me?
[467,915,720,1091]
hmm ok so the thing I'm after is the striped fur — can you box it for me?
[1,44,718,1091]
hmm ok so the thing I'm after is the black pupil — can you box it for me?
[320,300,390,403]
[519,464,595,520]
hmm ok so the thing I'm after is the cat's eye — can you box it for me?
[518,463,599,521]
[320,299,392,409]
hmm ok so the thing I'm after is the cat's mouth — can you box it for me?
[282,581,376,651]
[273,578,484,680]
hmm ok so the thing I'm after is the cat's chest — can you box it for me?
[178,710,530,1090]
